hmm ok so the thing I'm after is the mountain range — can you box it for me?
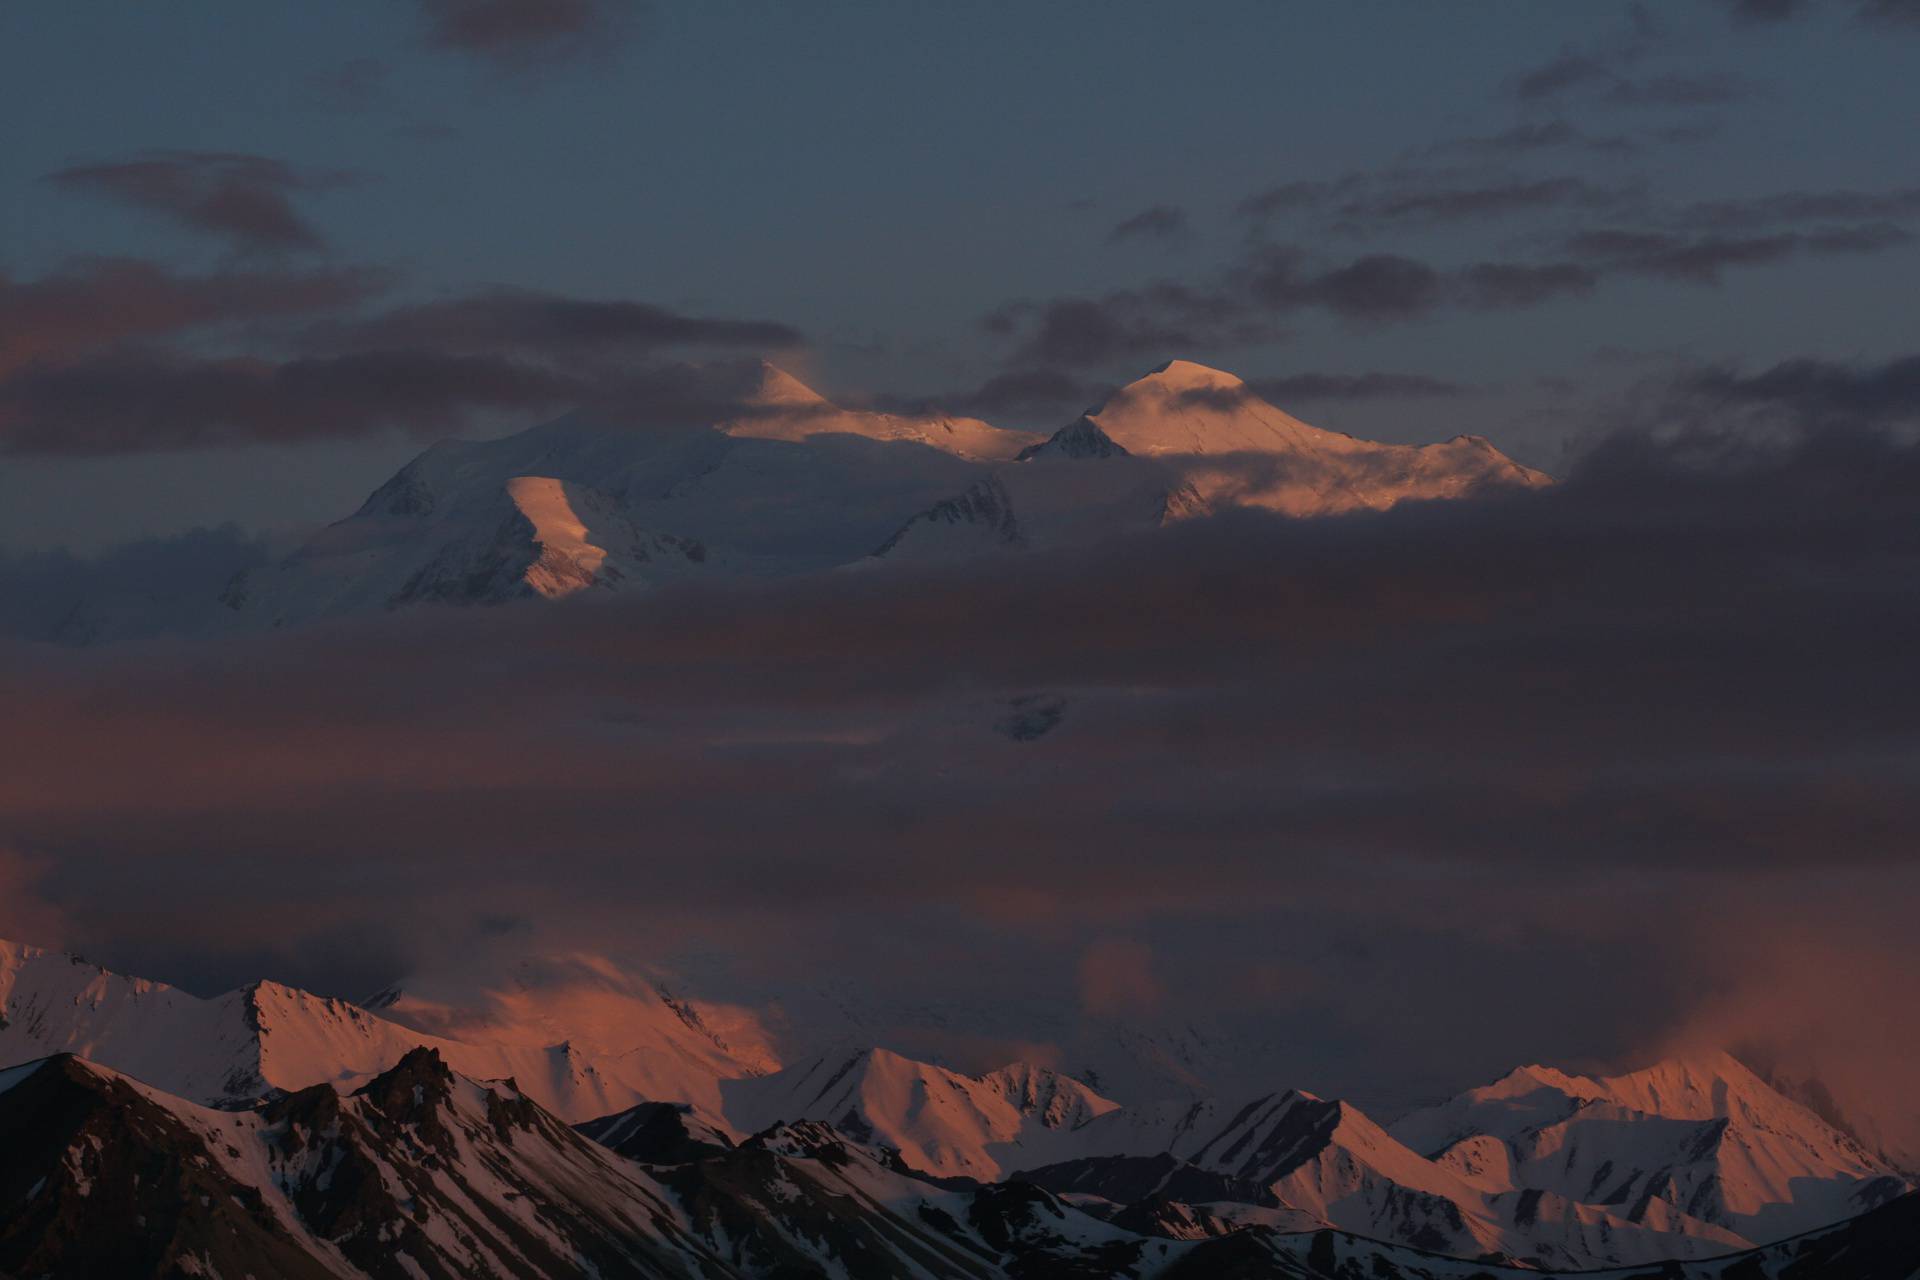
[38,359,1549,640]
[8,366,1910,1275]
[3,937,1911,1278]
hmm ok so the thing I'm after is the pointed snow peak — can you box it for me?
[746,360,828,407]
[981,1061,1121,1129]
[1082,359,1338,459]
[1139,359,1247,390]
[1593,1049,1791,1120]
[1088,359,1252,416]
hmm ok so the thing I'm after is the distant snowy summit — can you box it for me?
[882,359,1547,561]
[208,359,1548,632]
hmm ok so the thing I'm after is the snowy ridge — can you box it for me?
[1388,1050,1909,1247]
[24,357,1549,636]
[875,360,1548,562]
[4,1047,1915,1278]
[720,1046,1120,1180]
[4,936,1911,1272]
[0,939,768,1123]
[1019,1088,1752,1269]
[0,1048,718,1278]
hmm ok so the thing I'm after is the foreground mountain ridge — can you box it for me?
[185,358,1549,633]
[1,936,1908,1274]
[3,1047,1916,1280]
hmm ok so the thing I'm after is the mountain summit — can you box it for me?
[191,359,1551,631]
[879,360,1550,560]
[1077,359,1354,457]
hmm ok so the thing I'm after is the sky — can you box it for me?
[3,0,1918,549]
[2,0,1920,1146]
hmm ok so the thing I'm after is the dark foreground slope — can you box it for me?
[1,1049,1914,1280]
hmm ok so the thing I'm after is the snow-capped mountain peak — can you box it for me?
[877,358,1551,563]
[720,1045,1118,1179]
[1389,1050,1909,1249]
[46,356,1557,637]
[738,358,830,408]
[1079,359,1348,459]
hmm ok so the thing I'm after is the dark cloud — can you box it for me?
[1335,176,1634,227]
[1669,353,1920,429]
[1512,4,1663,99]
[1236,173,1920,272]
[0,349,581,456]
[0,260,807,454]
[1603,72,1750,106]
[46,151,354,253]
[986,241,1609,362]
[1248,249,1596,324]
[993,176,1908,358]
[1239,167,1642,236]
[1251,251,1445,323]
[1236,180,1336,222]
[1144,372,1469,415]
[306,288,803,363]
[1719,0,1920,23]
[1515,52,1616,101]
[417,0,633,68]
[1673,187,1920,231]
[1565,223,1913,282]
[982,286,1268,368]
[1510,5,1751,107]
[0,258,390,377]
[875,367,1102,421]
[1860,0,1920,21]
[1456,261,1601,308]
[1107,205,1190,244]
[1424,119,1639,156]
[0,351,848,457]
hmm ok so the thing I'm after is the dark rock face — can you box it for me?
[0,1051,712,1280]
[1016,419,1129,461]
[359,460,438,518]
[0,1057,342,1280]
[576,1099,734,1165]
[1022,1152,1271,1212]
[874,473,1024,556]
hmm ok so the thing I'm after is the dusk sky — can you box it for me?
[3,0,1920,1186]
[5,0,1918,548]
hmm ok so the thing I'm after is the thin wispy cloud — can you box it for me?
[46,151,355,254]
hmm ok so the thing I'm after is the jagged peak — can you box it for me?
[353,1045,457,1123]
[0,1052,149,1097]
[981,1059,1094,1086]
[1016,417,1127,462]
[243,977,367,1016]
